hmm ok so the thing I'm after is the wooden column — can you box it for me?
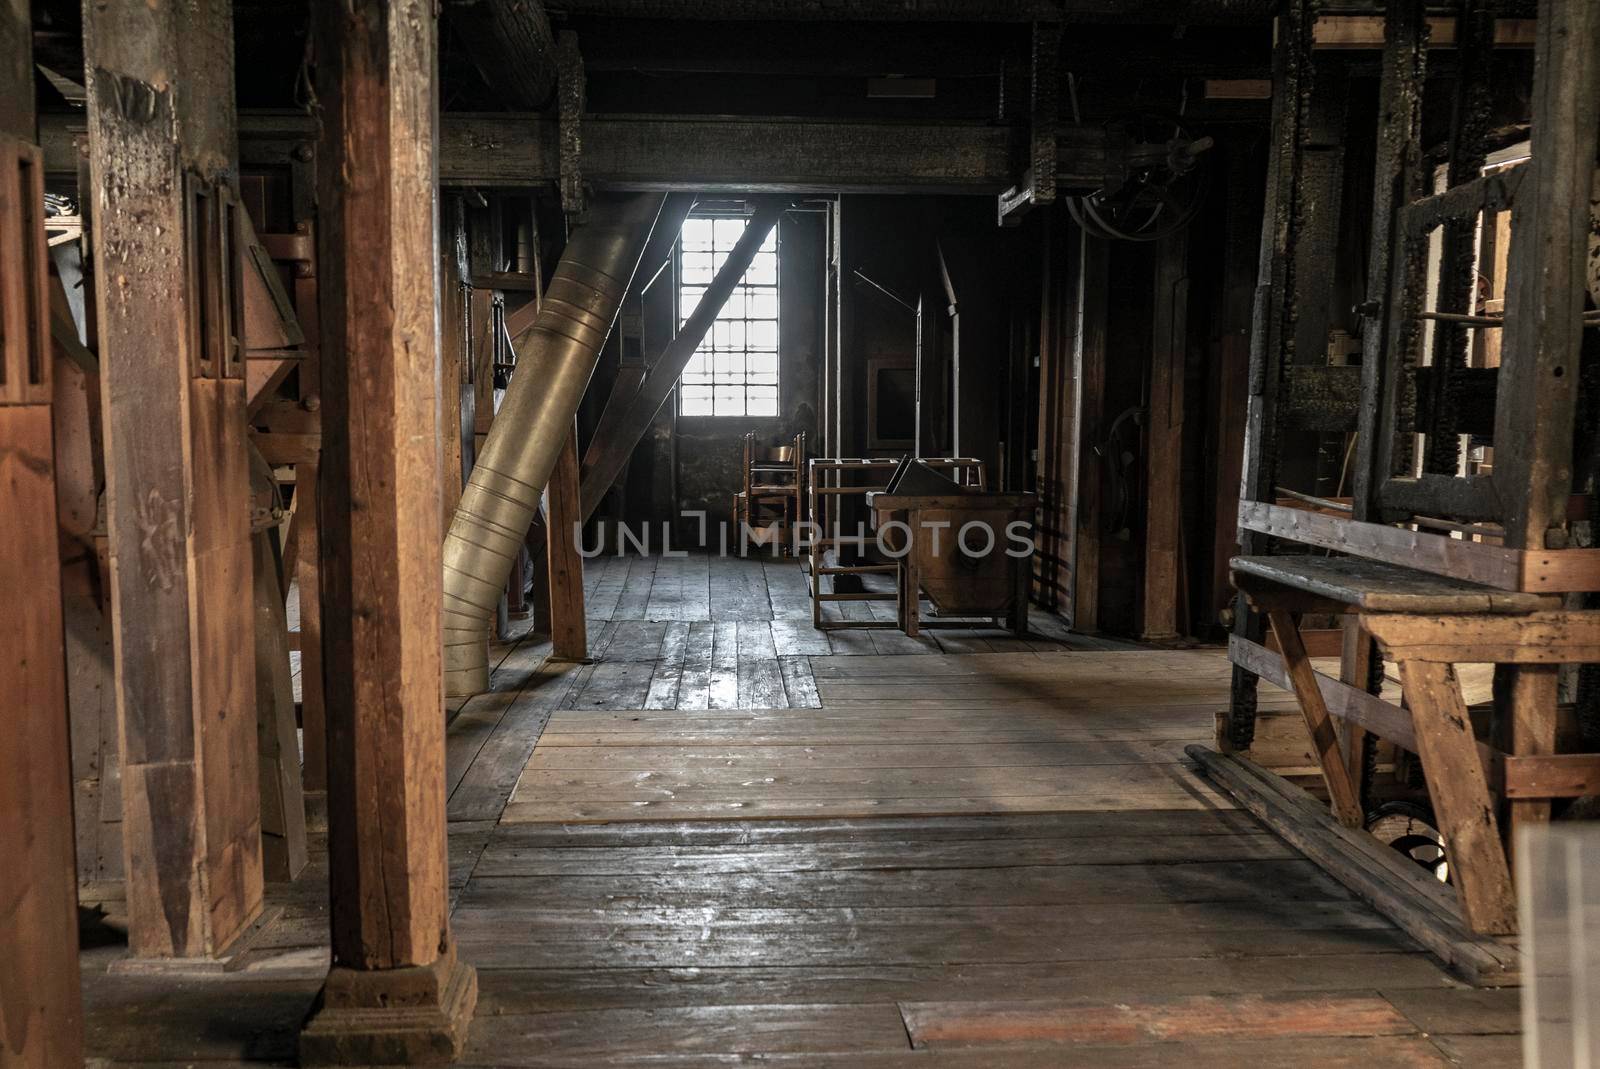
[548,420,588,661]
[1069,233,1109,633]
[1489,0,1600,851]
[84,0,264,959]
[1141,230,1189,641]
[300,1,477,1062]
[0,1,84,1059]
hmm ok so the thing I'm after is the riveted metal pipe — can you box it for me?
[443,193,666,700]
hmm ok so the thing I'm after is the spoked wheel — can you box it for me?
[1366,800,1450,884]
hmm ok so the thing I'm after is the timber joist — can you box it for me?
[40,110,1117,195]
[441,113,1114,194]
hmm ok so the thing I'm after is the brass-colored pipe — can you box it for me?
[443,194,666,699]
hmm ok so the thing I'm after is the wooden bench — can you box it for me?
[1228,551,1600,936]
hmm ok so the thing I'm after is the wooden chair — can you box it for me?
[733,431,805,553]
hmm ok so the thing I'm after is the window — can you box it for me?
[677,215,779,417]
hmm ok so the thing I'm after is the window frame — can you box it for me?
[674,212,781,420]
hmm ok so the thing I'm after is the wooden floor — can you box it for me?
[83,555,1523,1067]
[505,650,1263,822]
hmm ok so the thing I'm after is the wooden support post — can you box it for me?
[441,196,468,534]
[1069,231,1108,633]
[913,273,942,458]
[1141,229,1189,641]
[1031,210,1071,613]
[0,2,85,1057]
[84,0,264,959]
[548,419,588,661]
[1489,0,1600,853]
[296,460,327,813]
[1225,0,1318,752]
[1395,660,1518,934]
[301,1,477,1062]
[250,448,308,881]
[1265,612,1364,828]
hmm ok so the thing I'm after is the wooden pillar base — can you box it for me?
[300,945,478,1066]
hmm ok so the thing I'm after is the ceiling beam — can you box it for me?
[545,0,1063,20]
[444,0,558,108]
[440,112,1111,193]
[38,109,1113,194]
[545,0,1280,22]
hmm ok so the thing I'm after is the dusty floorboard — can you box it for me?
[81,556,1521,1066]
[503,647,1297,822]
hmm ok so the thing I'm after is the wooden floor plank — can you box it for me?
[778,655,821,708]
[900,992,1415,1049]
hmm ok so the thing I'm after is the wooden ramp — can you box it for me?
[503,650,1296,823]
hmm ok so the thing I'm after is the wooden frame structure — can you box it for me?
[1215,0,1600,948]
[805,456,985,629]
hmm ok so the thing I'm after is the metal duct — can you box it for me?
[443,193,666,699]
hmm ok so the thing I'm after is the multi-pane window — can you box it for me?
[678,215,779,417]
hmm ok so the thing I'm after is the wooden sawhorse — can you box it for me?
[1231,554,1600,936]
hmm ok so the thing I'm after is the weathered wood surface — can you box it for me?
[1363,611,1600,663]
[311,0,456,975]
[1238,501,1600,593]
[76,589,1519,1065]
[1394,661,1517,935]
[505,646,1262,823]
[1231,553,1555,614]
[1188,747,1520,986]
[250,453,308,881]
[0,403,84,1061]
[2,10,84,1062]
[547,421,588,661]
[1141,228,1188,640]
[1264,612,1363,827]
[84,0,264,958]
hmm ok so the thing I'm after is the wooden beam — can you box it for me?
[1237,501,1600,594]
[1349,0,1426,522]
[1312,14,1535,50]
[39,109,1113,195]
[1069,230,1108,633]
[443,0,556,110]
[1493,0,1600,552]
[300,1,477,1060]
[579,201,784,520]
[248,448,308,882]
[441,200,468,535]
[562,192,696,470]
[1141,229,1188,640]
[1395,660,1518,935]
[1230,634,1420,754]
[547,420,587,661]
[0,0,84,1055]
[438,113,1112,194]
[1264,613,1364,828]
[1363,612,1600,665]
[84,0,264,959]
[543,0,1065,19]
[1187,746,1519,986]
